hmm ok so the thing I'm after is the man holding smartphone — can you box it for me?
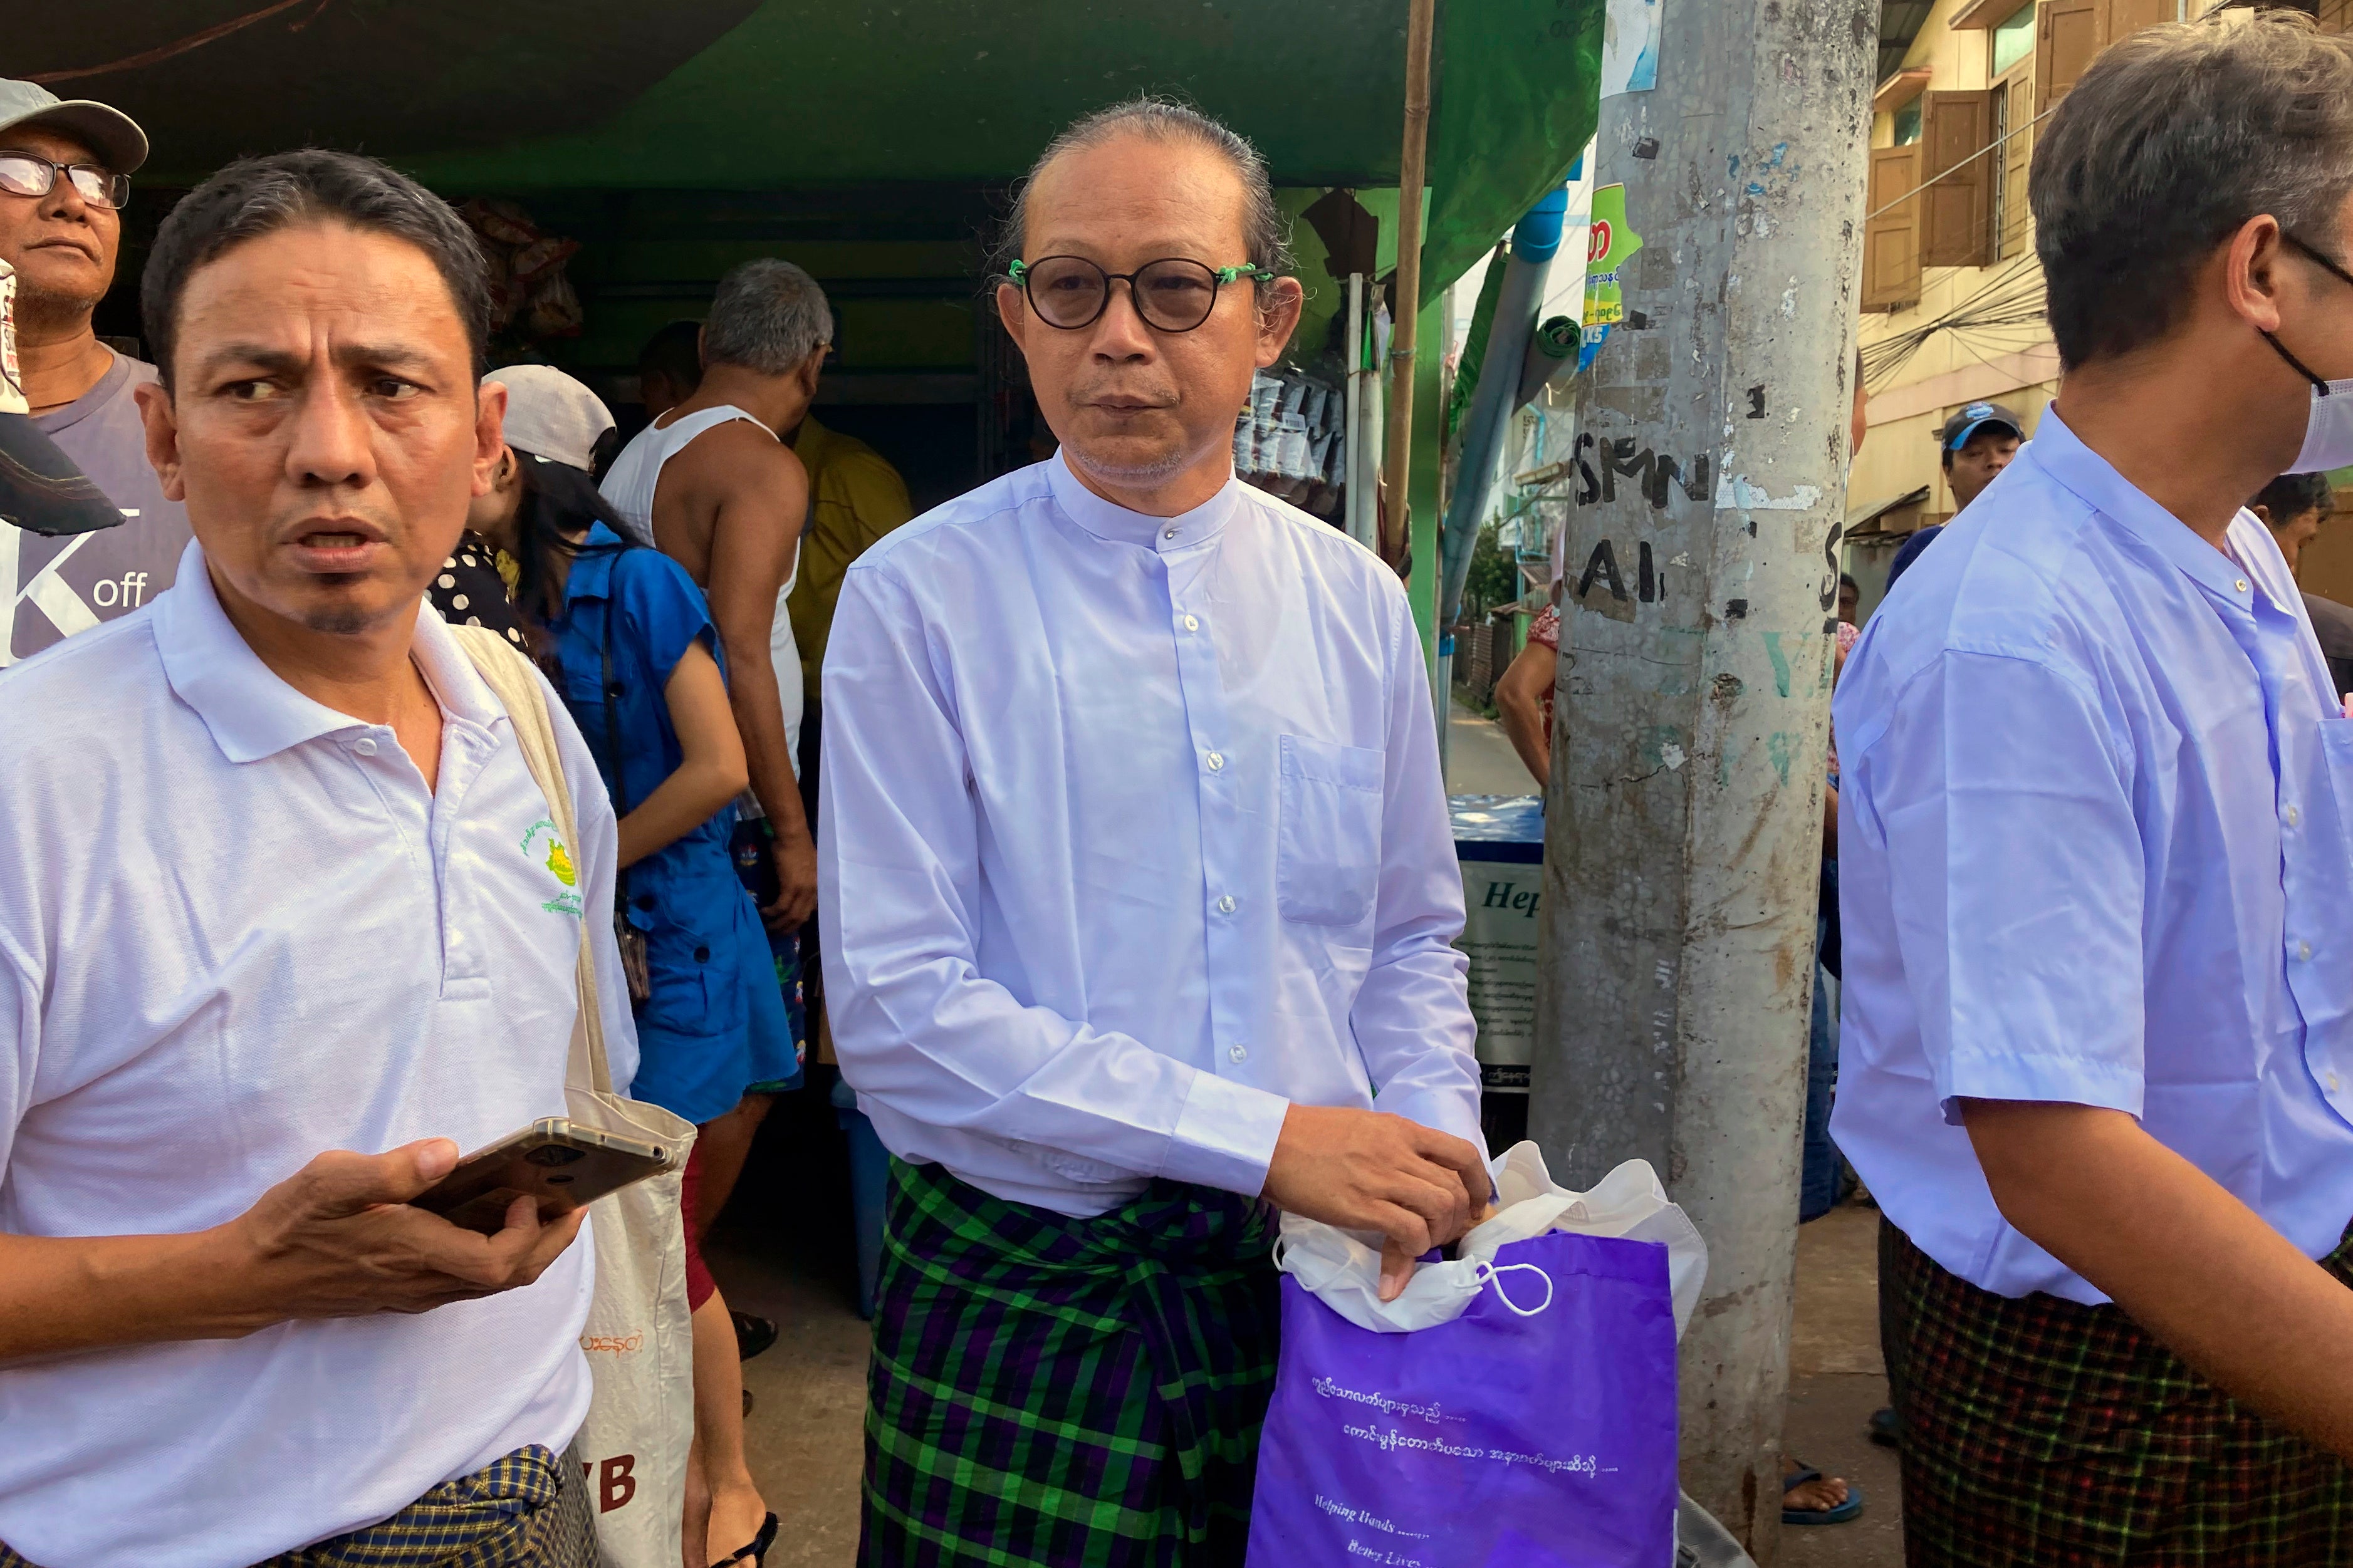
[0,151,634,1565]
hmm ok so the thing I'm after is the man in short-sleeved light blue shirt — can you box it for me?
[1834,406,2353,1304]
[1827,22,2353,1553]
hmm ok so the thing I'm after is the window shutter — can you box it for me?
[1864,145,1923,312]
[2107,0,2179,42]
[1921,91,1996,269]
[2038,0,2102,115]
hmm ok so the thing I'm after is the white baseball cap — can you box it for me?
[0,80,148,175]
[483,364,614,473]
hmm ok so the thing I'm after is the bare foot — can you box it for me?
[706,1483,770,1565]
[1784,1462,1851,1513]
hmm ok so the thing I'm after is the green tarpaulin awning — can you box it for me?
[33,1,1599,302]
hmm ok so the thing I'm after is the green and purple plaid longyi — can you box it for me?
[1889,1217,2353,1565]
[860,1158,1282,1567]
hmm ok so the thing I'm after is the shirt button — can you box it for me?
[1183,615,1199,632]
[1206,751,1226,772]
[1228,1044,1248,1063]
[2331,1072,2342,1093]
[2288,804,2302,828]
[1165,527,1179,540]
[2236,578,2250,593]
[353,737,377,756]
[1218,895,1236,913]
[693,945,711,963]
[2300,941,2314,961]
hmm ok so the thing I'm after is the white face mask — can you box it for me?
[2293,380,2353,473]
[2268,235,2353,470]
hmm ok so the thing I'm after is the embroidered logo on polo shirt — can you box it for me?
[521,818,585,918]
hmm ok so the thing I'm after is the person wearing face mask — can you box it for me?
[1832,16,2353,1560]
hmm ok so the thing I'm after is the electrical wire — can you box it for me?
[1862,254,2048,388]
[28,0,333,85]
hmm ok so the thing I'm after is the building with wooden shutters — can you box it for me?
[1848,0,2253,615]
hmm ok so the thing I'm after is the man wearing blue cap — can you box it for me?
[1883,400,2026,590]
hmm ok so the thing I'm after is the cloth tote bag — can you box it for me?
[454,626,700,1567]
[1246,1143,1699,1568]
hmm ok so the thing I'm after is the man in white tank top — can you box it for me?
[601,260,820,939]
[604,398,805,776]
[598,261,823,1552]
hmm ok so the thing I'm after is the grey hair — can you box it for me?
[702,259,833,375]
[142,148,490,388]
[993,95,1296,292]
[2031,11,2353,370]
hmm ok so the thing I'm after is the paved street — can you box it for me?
[1783,1206,1903,1567]
[1447,696,1538,797]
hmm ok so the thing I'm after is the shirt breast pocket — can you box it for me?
[2317,717,2353,867]
[1276,734,1384,927]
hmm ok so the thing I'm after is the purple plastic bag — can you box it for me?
[1246,1230,1679,1568]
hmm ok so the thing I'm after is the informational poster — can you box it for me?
[1578,184,1645,377]
[1602,0,1662,97]
[1452,797,1545,1095]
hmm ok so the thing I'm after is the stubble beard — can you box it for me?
[302,603,387,636]
[12,281,101,340]
[1064,437,1197,488]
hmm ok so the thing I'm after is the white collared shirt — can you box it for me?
[817,454,1481,1216]
[1833,407,2353,1303]
[0,541,637,1567]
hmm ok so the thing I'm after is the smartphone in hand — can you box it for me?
[410,1119,671,1235]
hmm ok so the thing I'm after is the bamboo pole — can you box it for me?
[1379,0,1437,566]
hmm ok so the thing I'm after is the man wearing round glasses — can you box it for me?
[821,98,1491,1565]
[0,78,189,668]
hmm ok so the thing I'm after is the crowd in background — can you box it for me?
[23,12,2353,1568]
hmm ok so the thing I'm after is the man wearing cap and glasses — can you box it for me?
[819,98,1490,1565]
[1882,400,2027,591]
[0,78,190,667]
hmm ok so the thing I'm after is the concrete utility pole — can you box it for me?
[1526,0,1872,1559]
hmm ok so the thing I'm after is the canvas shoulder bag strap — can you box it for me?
[449,623,615,1097]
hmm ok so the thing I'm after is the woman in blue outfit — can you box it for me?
[465,366,779,1567]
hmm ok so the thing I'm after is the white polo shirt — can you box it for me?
[0,541,639,1567]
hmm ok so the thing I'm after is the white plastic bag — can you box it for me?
[1273,1140,1708,1337]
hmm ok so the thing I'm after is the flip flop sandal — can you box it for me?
[714,1511,778,1567]
[733,1309,778,1361]
[1782,1465,1864,1526]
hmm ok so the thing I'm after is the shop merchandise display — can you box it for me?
[1236,365,1347,519]
[460,197,586,343]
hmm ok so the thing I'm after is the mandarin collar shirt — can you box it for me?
[1832,407,2353,1304]
[0,541,637,1565]
[817,453,1481,1216]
